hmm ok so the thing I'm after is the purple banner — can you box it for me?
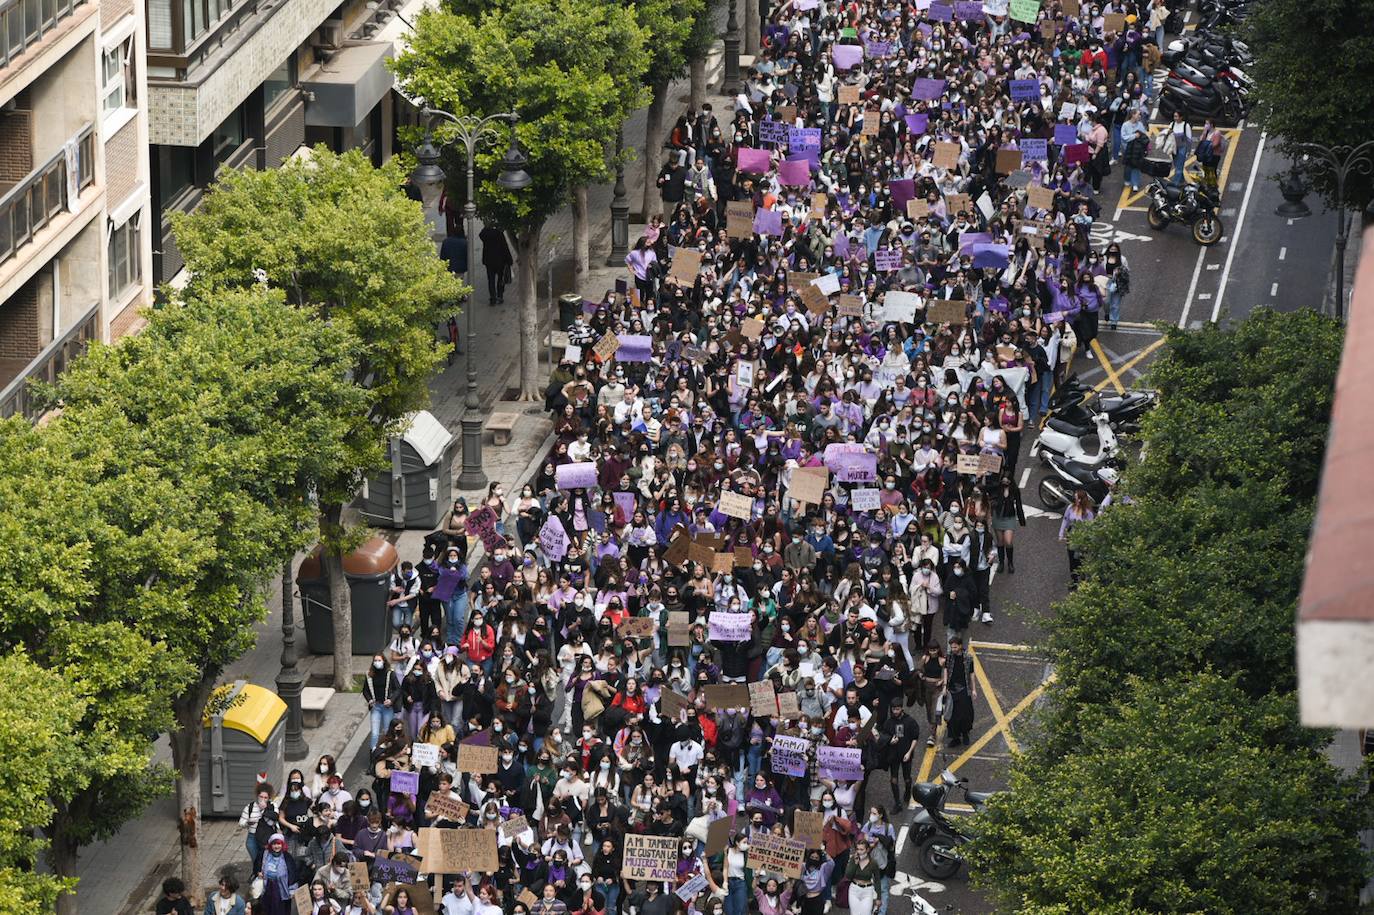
[911,78,946,101]
[904,112,930,134]
[1053,124,1078,145]
[759,119,789,144]
[832,44,865,69]
[1021,138,1048,162]
[737,147,771,174]
[927,3,954,20]
[556,461,599,490]
[617,334,653,362]
[817,746,864,780]
[754,208,785,236]
[1009,79,1040,101]
[779,159,811,186]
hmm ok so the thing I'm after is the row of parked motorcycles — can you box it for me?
[1030,375,1157,510]
[1159,22,1253,124]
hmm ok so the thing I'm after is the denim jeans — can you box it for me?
[726,878,748,915]
[600,881,620,915]
[1110,124,1123,161]
[391,602,414,632]
[1172,146,1189,186]
[1038,373,1053,417]
[444,591,469,644]
[1108,288,1124,323]
[246,834,262,873]
[1125,165,1141,190]
[369,704,394,751]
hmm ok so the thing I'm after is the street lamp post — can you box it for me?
[1290,140,1374,322]
[606,128,630,266]
[276,558,307,760]
[413,109,532,489]
[724,0,741,97]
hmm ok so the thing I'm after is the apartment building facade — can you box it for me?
[0,0,152,419]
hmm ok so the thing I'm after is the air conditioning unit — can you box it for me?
[316,21,343,48]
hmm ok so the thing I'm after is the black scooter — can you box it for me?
[1159,70,1247,124]
[1145,167,1225,245]
[1046,376,1158,435]
[911,770,998,880]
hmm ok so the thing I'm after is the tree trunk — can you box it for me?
[515,227,543,400]
[690,58,707,112]
[50,836,78,915]
[642,84,668,223]
[573,185,589,290]
[745,0,760,55]
[171,674,218,907]
[321,501,353,691]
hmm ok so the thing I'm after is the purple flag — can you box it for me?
[754,208,784,236]
[832,44,865,69]
[1053,124,1078,145]
[904,113,930,134]
[737,147,771,173]
[1009,79,1040,101]
[779,159,811,186]
[911,78,946,100]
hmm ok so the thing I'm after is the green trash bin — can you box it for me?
[298,536,398,655]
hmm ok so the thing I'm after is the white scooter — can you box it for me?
[1031,412,1119,466]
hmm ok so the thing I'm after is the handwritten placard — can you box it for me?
[926,299,968,325]
[390,769,420,796]
[500,815,530,840]
[933,142,961,170]
[748,834,806,878]
[703,683,752,709]
[621,834,679,880]
[375,852,422,885]
[726,200,756,238]
[457,743,499,774]
[669,248,703,285]
[618,616,655,638]
[426,794,470,823]
[777,691,801,717]
[837,294,864,317]
[556,461,599,490]
[851,487,881,511]
[667,610,691,647]
[793,810,824,848]
[749,680,778,717]
[790,467,830,504]
[411,742,440,768]
[771,734,810,777]
[708,611,751,642]
[838,84,861,105]
[817,746,864,780]
[717,490,754,520]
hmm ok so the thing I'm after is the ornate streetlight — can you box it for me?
[1283,141,1374,321]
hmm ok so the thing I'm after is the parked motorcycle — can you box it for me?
[1159,67,1247,124]
[1031,411,1119,466]
[1163,33,1251,69]
[1046,385,1157,435]
[1145,170,1225,246]
[1039,459,1120,509]
[911,770,998,880]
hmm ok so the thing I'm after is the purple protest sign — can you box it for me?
[389,770,420,796]
[817,746,864,781]
[954,0,984,17]
[788,151,820,172]
[788,127,822,151]
[971,243,1010,269]
[466,505,505,553]
[832,452,878,483]
[793,0,818,8]
[708,611,751,642]
[927,3,954,20]
[904,113,930,134]
[957,231,994,253]
[556,461,599,490]
[1064,142,1090,165]
[888,178,916,210]
[833,233,851,258]
[759,120,789,145]
[865,39,893,57]
[1053,124,1078,145]
[737,147,772,174]
[832,44,865,69]
[779,159,811,186]
[616,334,653,362]
[1020,138,1048,162]
[911,78,946,100]
[538,515,569,561]
[754,208,784,236]
[771,735,811,777]
[873,248,902,272]
[1008,79,1040,101]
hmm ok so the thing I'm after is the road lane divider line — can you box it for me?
[1212,131,1266,322]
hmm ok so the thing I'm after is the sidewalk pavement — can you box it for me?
[74,37,731,915]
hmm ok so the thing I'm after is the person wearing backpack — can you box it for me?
[1104,242,1131,330]
[1195,119,1227,186]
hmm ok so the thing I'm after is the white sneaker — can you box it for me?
[981,612,993,624]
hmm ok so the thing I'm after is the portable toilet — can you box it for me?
[359,410,455,529]
[200,681,286,818]
[297,536,398,655]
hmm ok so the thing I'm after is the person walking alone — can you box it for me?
[479,223,514,305]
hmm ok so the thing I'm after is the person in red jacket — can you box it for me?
[461,610,496,676]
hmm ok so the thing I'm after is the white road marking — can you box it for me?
[1198,293,1212,299]
[1212,131,1267,322]
[1278,246,1287,260]
[1221,208,1236,216]
[896,824,910,855]
[1207,263,1220,270]
[1022,506,1062,520]
[1019,467,1031,488]
[1287,219,1294,226]
[1177,243,1209,328]
[1270,282,1278,296]
[1229,182,1243,192]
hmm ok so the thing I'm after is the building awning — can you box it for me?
[1298,230,1374,728]
[303,41,395,128]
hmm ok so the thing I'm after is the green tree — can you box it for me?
[1246,0,1374,208]
[49,286,369,896]
[968,675,1370,915]
[392,0,649,397]
[632,0,707,221]
[170,148,462,690]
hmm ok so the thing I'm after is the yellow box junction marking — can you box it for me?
[1090,338,1127,394]
[1116,126,1242,213]
[1091,337,1165,393]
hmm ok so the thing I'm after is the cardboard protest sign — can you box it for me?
[1061,0,1078,13]
[659,689,691,718]
[810,192,828,217]
[995,147,1022,175]
[933,142,961,170]
[350,861,371,892]
[749,680,778,717]
[664,529,691,568]
[1027,183,1055,210]
[771,734,810,777]
[618,616,655,638]
[518,890,539,909]
[946,192,973,215]
[687,541,718,569]
[799,283,830,316]
[907,198,930,219]
[837,294,864,317]
[706,815,735,856]
[926,299,968,325]
[621,834,679,880]
[381,883,436,915]
[739,317,766,341]
[776,691,801,717]
[410,742,440,768]
[555,461,599,491]
[500,815,530,840]
[793,811,825,848]
[979,453,1005,475]
[1103,11,1125,32]
[390,769,420,796]
[850,487,881,511]
[426,793,470,823]
[748,834,805,878]
[861,110,881,136]
[726,201,756,238]
[734,547,754,568]
[293,884,313,915]
[956,453,983,475]
[837,84,861,104]
[457,743,499,774]
[375,852,422,885]
[1040,17,1057,38]
[710,551,735,574]
[448,828,499,873]
[789,467,830,504]
[592,331,621,363]
[703,682,752,709]
[817,746,865,780]
[708,611,751,642]
[669,248,703,285]
[667,610,692,647]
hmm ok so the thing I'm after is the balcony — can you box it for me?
[0,124,94,271]
[0,0,89,69]
[0,299,97,420]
